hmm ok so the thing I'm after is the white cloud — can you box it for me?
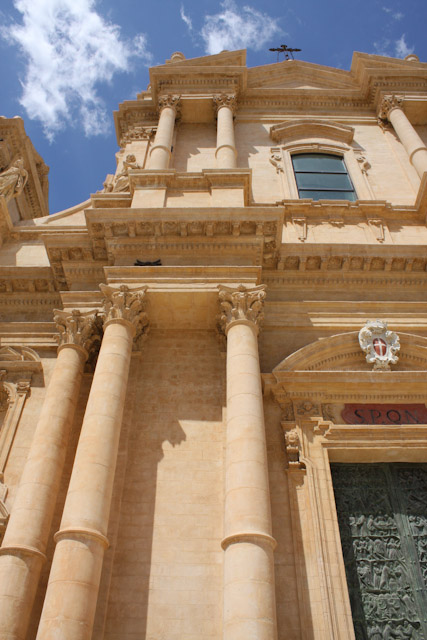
[395,33,414,58]
[1,0,152,140]
[200,0,282,55]
[180,5,193,31]
[382,6,404,19]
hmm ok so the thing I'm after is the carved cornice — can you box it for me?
[100,284,149,345]
[213,94,237,115]
[217,284,266,335]
[53,309,102,358]
[378,94,404,121]
[158,94,182,116]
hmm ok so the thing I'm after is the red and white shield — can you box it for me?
[373,337,387,357]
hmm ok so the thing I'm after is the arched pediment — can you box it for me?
[271,332,427,404]
[0,346,40,362]
[274,331,427,373]
[270,120,355,145]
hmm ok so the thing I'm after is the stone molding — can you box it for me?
[213,93,237,115]
[53,309,102,357]
[378,94,404,121]
[100,283,149,344]
[217,284,266,335]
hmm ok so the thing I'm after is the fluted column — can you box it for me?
[0,309,101,640]
[36,285,148,640]
[148,95,181,169]
[218,285,277,640]
[214,94,237,169]
[379,94,427,178]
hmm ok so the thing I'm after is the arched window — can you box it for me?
[292,153,356,201]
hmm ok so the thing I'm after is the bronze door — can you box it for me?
[331,463,427,639]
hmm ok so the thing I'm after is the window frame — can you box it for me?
[291,152,356,202]
[274,140,373,201]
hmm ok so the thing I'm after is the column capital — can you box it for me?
[213,93,237,115]
[54,309,102,359]
[378,94,404,121]
[100,284,149,344]
[158,94,181,116]
[217,284,266,335]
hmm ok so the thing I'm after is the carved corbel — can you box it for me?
[292,216,307,242]
[269,148,284,174]
[272,385,295,422]
[367,218,386,243]
[282,425,305,470]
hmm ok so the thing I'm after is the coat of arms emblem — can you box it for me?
[358,320,400,370]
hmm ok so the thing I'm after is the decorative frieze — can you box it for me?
[119,125,156,148]
[217,284,266,335]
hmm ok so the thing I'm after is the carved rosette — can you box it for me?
[158,94,182,117]
[378,95,404,122]
[213,93,237,115]
[217,284,266,336]
[54,309,102,359]
[100,284,149,346]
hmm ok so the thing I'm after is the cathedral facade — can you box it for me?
[0,49,427,639]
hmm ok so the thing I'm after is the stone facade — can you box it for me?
[0,49,427,639]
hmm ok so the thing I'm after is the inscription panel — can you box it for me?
[342,404,427,425]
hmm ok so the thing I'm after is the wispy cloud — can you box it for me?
[1,0,152,140]
[382,6,404,20]
[395,33,414,58]
[373,33,414,59]
[180,5,193,31]
[199,0,282,55]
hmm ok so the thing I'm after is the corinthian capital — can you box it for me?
[217,284,266,335]
[100,284,149,344]
[213,93,237,115]
[378,94,404,121]
[54,309,102,358]
[158,94,181,115]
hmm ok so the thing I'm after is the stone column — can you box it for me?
[218,285,277,640]
[36,285,148,640]
[214,94,237,169]
[379,94,427,178]
[0,309,100,640]
[148,95,181,170]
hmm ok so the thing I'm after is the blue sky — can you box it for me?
[1,0,426,214]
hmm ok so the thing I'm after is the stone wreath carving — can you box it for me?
[358,320,400,371]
